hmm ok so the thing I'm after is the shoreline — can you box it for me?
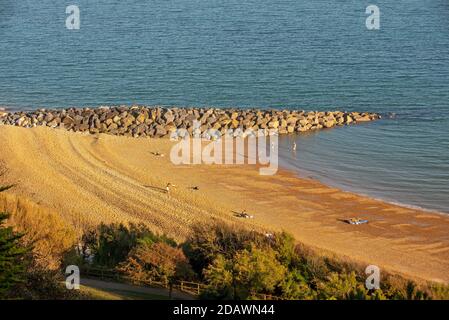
[288,166,449,217]
[0,125,448,284]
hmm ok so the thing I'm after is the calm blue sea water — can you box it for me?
[1,1,449,212]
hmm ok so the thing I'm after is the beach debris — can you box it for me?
[235,210,254,219]
[151,151,165,157]
[189,186,200,191]
[345,218,369,225]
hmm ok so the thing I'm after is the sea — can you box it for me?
[1,0,448,213]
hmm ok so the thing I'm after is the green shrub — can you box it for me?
[317,272,371,300]
[201,245,286,300]
[0,194,77,270]
[0,212,29,298]
[13,266,82,300]
[83,222,175,268]
[184,223,267,276]
[278,270,316,300]
[118,241,195,284]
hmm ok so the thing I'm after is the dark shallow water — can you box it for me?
[278,112,449,214]
[1,1,448,212]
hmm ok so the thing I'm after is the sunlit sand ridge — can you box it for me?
[1,125,448,283]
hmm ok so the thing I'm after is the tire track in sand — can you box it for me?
[0,127,231,239]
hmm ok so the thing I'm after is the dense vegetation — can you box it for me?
[0,212,28,297]
[78,221,449,300]
[1,175,448,300]
[0,181,80,299]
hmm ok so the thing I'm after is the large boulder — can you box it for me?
[163,110,175,124]
[268,120,279,129]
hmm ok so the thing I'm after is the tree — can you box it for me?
[202,246,286,300]
[272,231,297,267]
[278,270,316,300]
[184,223,267,276]
[201,254,234,299]
[118,241,194,284]
[0,178,79,299]
[317,272,375,300]
[83,223,168,267]
[234,246,286,299]
[0,212,29,298]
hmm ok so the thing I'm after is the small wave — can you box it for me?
[351,192,448,216]
[279,158,449,216]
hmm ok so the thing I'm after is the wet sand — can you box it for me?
[0,125,448,283]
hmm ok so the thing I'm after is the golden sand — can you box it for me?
[1,125,448,283]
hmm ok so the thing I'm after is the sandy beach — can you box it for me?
[0,125,448,284]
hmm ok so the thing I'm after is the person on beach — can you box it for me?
[237,210,254,219]
[166,183,174,194]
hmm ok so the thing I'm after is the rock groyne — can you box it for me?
[0,106,379,138]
